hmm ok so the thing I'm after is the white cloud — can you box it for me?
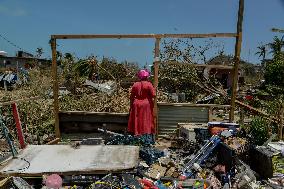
[0,4,27,16]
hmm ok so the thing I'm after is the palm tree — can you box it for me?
[255,44,267,61]
[36,47,43,58]
[73,57,98,79]
[64,53,74,61]
[269,36,284,56]
[73,56,115,80]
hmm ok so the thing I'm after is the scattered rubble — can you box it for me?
[1,121,284,189]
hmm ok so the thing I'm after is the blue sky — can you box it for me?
[0,0,284,66]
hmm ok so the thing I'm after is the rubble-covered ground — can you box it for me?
[1,129,284,189]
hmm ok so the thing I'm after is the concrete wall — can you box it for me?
[0,57,50,69]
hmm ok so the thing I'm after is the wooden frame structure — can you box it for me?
[51,0,244,138]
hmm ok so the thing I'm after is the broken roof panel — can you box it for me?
[0,145,139,176]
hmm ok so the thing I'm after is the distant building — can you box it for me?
[0,51,8,57]
[17,51,34,58]
[206,55,244,89]
[0,51,50,69]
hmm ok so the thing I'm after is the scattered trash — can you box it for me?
[1,120,283,188]
[85,80,117,95]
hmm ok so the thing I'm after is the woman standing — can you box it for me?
[128,69,156,143]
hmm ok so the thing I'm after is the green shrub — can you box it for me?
[249,117,270,146]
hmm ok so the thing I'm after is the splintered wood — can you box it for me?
[0,145,139,176]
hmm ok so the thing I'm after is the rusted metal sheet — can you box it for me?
[0,145,139,176]
[158,104,209,136]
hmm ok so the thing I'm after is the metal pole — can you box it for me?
[154,38,161,136]
[51,38,60,138]
[229,0,244,122]
[12,102,26,149]
[16,61,20,84]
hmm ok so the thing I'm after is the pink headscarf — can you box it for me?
[137,69,150,80]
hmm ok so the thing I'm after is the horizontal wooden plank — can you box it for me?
[46,138,60,145]
[59,111,128,116]
[163,62,234,69]
[158,103,230,108]
[235,100,278,122]
[52,33,237,39]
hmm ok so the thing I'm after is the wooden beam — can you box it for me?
[154,38,161,136]
[158,103,230,108]
[59,111,128,116]
[51,38,60,138]
[163,61,234,69]
[235,100,278,122]
[229,0,244,122]
[51,33,237,40]
[46,138,60,145]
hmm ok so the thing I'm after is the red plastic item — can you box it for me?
[209,127,228,135]
[245,95,253,100]
[139,179,158,189]
[12,102,26,149]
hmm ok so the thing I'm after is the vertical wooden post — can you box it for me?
[240,108,245,125]
[51,37,60,138]
[208,107,213,122]
[229,0,244,122]
[11,102,26,149]
[279,104,284,140]
[154,38,161,136]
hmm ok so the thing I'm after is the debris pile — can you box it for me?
[2,121,284,189]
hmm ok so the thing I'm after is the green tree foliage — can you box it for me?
[99,57,126,80]
[159,63,201,101]
[269,36,284,56]
[159,63,198,91]
[261,35,284,90]
[73,56,139,82]
[73,56,98,79]
[264,55,284,88]
[249,117,270,146]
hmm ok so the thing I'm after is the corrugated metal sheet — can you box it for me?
[158,105,209,136]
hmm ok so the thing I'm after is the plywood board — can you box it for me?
[0,145,139,176]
